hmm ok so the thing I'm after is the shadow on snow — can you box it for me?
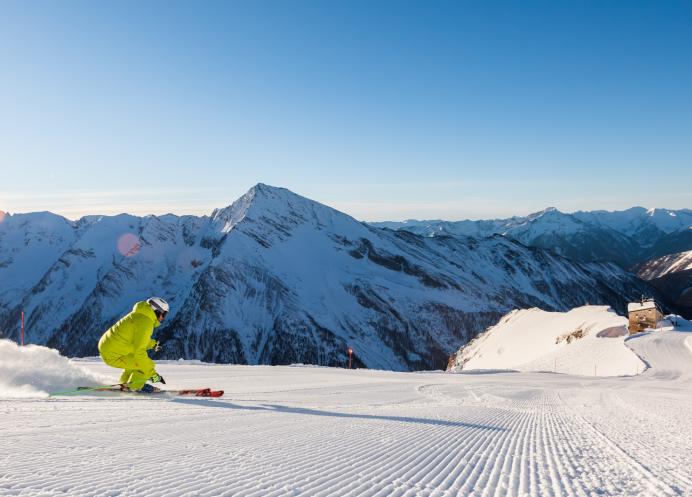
[171,398,506,431]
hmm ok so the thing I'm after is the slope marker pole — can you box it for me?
[21,311,24,346]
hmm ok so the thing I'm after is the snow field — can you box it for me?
[518,336,645,377]
[626,329,692,380]
[455,306,651,376]
[2,342,692,497]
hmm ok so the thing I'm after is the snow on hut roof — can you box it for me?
[628,300,657,313]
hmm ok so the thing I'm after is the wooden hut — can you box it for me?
[627,298,663,334]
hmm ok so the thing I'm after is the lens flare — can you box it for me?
[117,233,141,257]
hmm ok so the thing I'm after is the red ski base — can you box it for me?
[174,388,224,398]
[76,386,224,398]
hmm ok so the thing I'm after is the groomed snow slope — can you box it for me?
[626,317,692,380]
[451,306,646,376]
[1,336,692,497]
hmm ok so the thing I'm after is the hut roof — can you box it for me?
[628,300,657,313]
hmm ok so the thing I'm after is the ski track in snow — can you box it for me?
[2,334,691,497]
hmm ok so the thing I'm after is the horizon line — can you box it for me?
[0,199,688,225]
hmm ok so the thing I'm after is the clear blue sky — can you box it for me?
[1,0,690,220]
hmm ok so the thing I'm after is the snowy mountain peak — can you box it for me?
[209,183,292,232]
[506,206,584,236]
[210,187,257,233]
[251,182,291,197]
[373,205,692,268]
[533,206,559,216]
[211,184,364,239]
[522,207,570,224]
[646,207,678,219]
[244,183,321,216]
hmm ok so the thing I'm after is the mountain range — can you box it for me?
[371,207,692,269]
[0,185,671,370]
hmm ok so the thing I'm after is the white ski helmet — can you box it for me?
[147,297,169,315]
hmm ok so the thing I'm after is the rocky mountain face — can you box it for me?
[0,185,656,370]
[636,250,692,281]
[635,250,692,318]
[372,207,692,269]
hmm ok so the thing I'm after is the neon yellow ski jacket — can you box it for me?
[98,301,160,377]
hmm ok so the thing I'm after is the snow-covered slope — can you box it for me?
[2,336,692,497]
[449,306,642,376]
[372,207,692,268]
[626,318,692,380]
[450,305,692,378]
[0,185,654,370]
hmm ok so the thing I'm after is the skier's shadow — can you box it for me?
[171,398,504,430]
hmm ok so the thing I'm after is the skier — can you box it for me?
[98,297,169,393]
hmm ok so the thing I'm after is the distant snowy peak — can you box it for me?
[210,183,362,237]
[0,210,74,231]
[372,206,691,267]
[374,219,503,239]
[210,186,258,233]
[523,206,559,222]
[501,207,589,237]
[575,207,692,238]
[373,207,598,239]
[645,208,692,233]
[0,211,78,302]
[375,206,691,238]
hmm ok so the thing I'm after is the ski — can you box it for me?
[173,388,224,398]
[71,385,224,398]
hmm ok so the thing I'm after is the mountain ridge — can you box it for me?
[371,206,692,268]
[0,184,661,369]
